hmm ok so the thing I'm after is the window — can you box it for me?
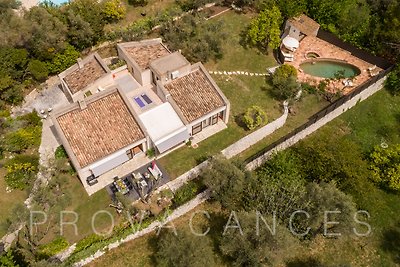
[192,123,202,135]
[212,114,218,125]
[202,118,211,128]
[126,149,133,159]
[84,91,92,98]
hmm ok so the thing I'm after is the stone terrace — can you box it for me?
[289,36,382,94]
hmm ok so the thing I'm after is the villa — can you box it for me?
[53,38,230,195]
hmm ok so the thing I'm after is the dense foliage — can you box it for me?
[0,0,125,106]
[385,64,400,95]
[161,14,226,63]
[244,0,400,61]
[242,105,268,130]
[246,5,282,51]
[369,144,400,191]
[220,211,297,266]
[270,64,299,100]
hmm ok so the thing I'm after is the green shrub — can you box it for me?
[3,126,41,153]
[17,111,42,127]
[47,45,80,74]
[27,59,49,82]
[369,144,400,191]
[242,106,267,130]
[55,145,68,159]
[4,154,39,190]
[37,237,69,259]
[146,148,155,158]
[385,64,400,95]
[172,179,205,208]
[74,234,105,254]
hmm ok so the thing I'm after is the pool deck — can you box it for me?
[288,36,382,94]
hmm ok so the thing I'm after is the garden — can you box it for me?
[85,87,400,267]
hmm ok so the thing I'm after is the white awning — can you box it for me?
[139,103,189,153]
[91,151,129,177]
[282,36,299,50]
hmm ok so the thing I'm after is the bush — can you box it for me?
[55,145,68,159]
[274,64,297,79]
[269,64,300,101]
[102,0,126,22]
[369,144,400,191]
[47,45,80,74]
[4,154,39,190]
[37,237,69,259]
[3,126,41,153]
[27,59,49,82]
[385,64,400,95]
[146,148,155,158]
[242,105,267,130]
[17,111,42,127]
[172,179,205,208]
[74,234,105,254]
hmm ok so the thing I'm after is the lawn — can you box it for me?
[88,89,400,267]
[159,11,329,178]
[284,89,400,266]
[40,173,121,245]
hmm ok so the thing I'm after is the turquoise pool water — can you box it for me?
[300,60,361,79]
[40,0,68,5]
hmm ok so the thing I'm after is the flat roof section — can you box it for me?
[139,103,189,153]
[139,103,186,141]
[164,68,225,123]
[56,91,145,167]
[150,52,190,76]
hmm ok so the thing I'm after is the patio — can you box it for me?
[192,120,227,144]
[106,160,170,203]
[288,36,382,94]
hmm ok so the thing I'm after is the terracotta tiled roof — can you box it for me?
[165,69,225,123]
[288,14,320,36]
[63,59,107,94]
[57,92,145,167]
[125,44,170,70]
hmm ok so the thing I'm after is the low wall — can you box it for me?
[246,75,388,171]
[221,102,288,159]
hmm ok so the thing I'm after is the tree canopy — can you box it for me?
[247,6,282,51]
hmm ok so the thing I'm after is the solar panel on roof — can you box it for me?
[141,94,152,104]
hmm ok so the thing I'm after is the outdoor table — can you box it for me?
[114,178,129,195]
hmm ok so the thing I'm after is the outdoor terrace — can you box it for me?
[289,36,383,94]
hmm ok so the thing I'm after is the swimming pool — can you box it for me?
[300,59,361,79]
[39,0,69,5]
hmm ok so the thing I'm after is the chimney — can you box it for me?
[77,58,83,69]
[78,99,87,110]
